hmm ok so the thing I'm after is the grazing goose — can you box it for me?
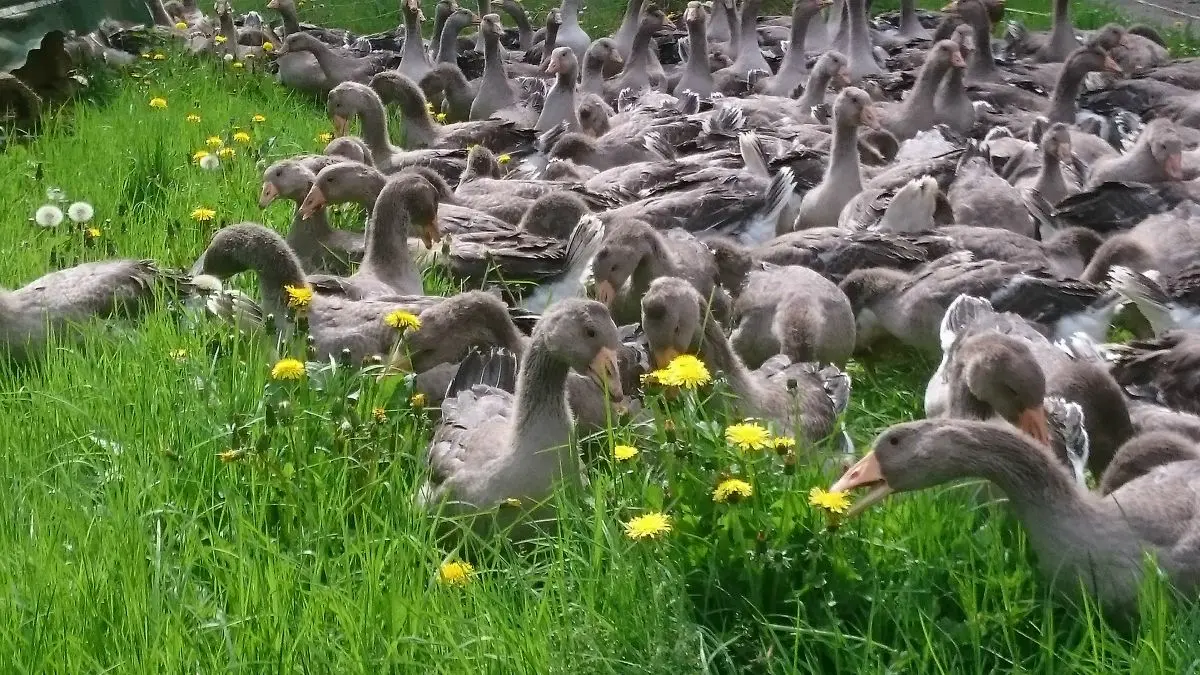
[0,260,187,363]
[277,33,386,92]
[832,418,1200,614]
[191,223,442,361]
[728,265,857,368]
[259,158,364,274]
[418,298,621,519]
[641,276,850,445]
[927,295,1132,473]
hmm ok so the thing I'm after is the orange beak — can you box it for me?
[298,185,326,220]
[1163,152,1183,180]
[258,181,279,208]
[588,346,624,402]
[860,105,881,130]
[594,279,617,306]
[1016,405,1050,446]
[332,114,349,137]
[546,56,561,74]
[1104,54,1123,74]
[830,452,893,518]
[267,0,279,7]
[420,220,442,249]
[950,49,967,69]
[652,347,680,370]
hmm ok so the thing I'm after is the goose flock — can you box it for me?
[9,0,1200,615]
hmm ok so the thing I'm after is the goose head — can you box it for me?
[394,291,521,372]
[464,144,502,179]
[1066,42,1123,77]
[260,160,315,207]
[546,46,578,77]
[577,93,612,136]
[324,136,373,164]
[548,132,598,166]
[326,81,380,138]
[584,37,624,78]
[929,38,968,71]
[640,276,704,369]
[1042,122,1072,164]
[590,218,657,307]
[480,12,504,39]
[300,161,380,218]
[403,0,425,21]
[381,173,443,249]
[834,86,881,130]
[1089,23,1133,51]
[279,32,323,55]
[814,50,851,89]
[1145,119,1184,181]
[881,176,939,231]
[518,192,589,238]
[951,332,1051,445]
[538,299,625,402]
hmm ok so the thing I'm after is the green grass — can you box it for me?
[1,0,1199,671]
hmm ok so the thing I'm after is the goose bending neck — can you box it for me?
[796,61,835,113]
[437,18,465,64]
[355,94,397,158]
[362,204,416,287]
[304,40,341,79]
[235,229,309,319]
[510,335,575,472]
[699,314,760,400]
[1048,55,1094,124]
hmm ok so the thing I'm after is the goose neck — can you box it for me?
[483,31,505,76]
[1049,58,1090,123]
[796,68,832,112]
[279,2,302,34]
[967,14,995,78]
[906,59,950,115]
[686,21,709,73]
[362,202,414,279]
[511,334,574,444]
[510,6,534,50]
[356,97,395,157]
[781,6,814,72]
[698,313,760,399]
[403,11,427,60]
[827,117,862,186]
[437,19,465,62]
[561,0,582,27]
[305,40,340,77]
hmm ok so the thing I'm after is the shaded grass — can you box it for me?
[1,1,1200,672]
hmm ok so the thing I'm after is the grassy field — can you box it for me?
[1,0,1198,671]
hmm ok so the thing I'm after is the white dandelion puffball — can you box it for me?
[223,53,234,62]
[199,155,221,171]
[67,201,94,223]
[35,204,64,227]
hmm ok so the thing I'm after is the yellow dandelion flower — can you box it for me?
[435,112,447,123]
[384,310,421,331]
[205,136,223,149]
[624,512,672,540]
[233,131,251,144]
[152,53,167,60]
[655,354,711,389]
[262,41,275,52]
[316,132,333,143]
[191,207,216,221]
[425,101,435,112]
[149,97,168,109]
[612,444,639,461]
[410,392,427,408]
[175,21,188,29]
[497,153,512,164]
[231,60,244,69]
[372,407,387,423]
[218,448,246,462]
[270,358,306,381]
[191,149,210,163]
[85,227,102,239]
[252,114,266,123]
[725,422,771,451]
[141,53,152,59]
[283,285,313,310]
[713,478,754,503]
[169,348,188,362]
[217,147,236,159]
[808,487,852,514]
[772,436,796,455]
[214,35,227,44]
[438,560,474,586]
[186,113,201,123]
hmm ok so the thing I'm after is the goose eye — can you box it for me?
[888,435,899,446]
[585,326,597,339]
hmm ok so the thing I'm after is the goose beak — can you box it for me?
[652,347,680,370]
[860,105,881,130]
[950,49,967,69]
[546,56,561,74]
[298,186,326,219]
[1057,142,1072,161]
[1103,54,1123,74]
[267,0,279,8]
[830,452,892,518]
[835,66,851,87]
[594,279,617,306]
[332,114,349,137]
[1016,405,1051,446]
[1164,151,1183,180]
[258,181,279,208]
[418,9,426,20]
[588,346,623,402]
[420,220,442,249]
[941,1,958,11]
[817,0,833,7]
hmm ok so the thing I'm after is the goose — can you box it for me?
[839,175,942,233]
[926,295,1133,473]
[591,218,730,325]
[434,6,482,67]
[1012,121,1079,207]
[397,0,432,83]
[301,174,439,300]
[1004,0,1077,63]
[877,40,966,142]
[494,0,535,52]
[946,142,1036,238]
[190,223,442,361]
[419,63,477,123]
[326,81,427,174]
[728,265,857,369]
[607,9,670,98]
[553,0,591,63]
[1086,119,1186,188]
[418,298,621,518]
[0,260,188,363]
[470,14,518,120]
[640,276,851,444]
[942,0,998,83]
[277,33,385,93]
[370,71,534,152]
[536,47,582,132]
[672,2,714,99]
[1078,204,1200,283]
[323,136,374,165]
[266,0,349,45]
[933,25,976,135]
[259,158,365,274]
[580,39,625,98]
[1108,265,1200,335]
[794,87,882,230]
[1099,431,1200,496]
[832,418,1200,613]
[713,0,772,92]
[758,0,834,98]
